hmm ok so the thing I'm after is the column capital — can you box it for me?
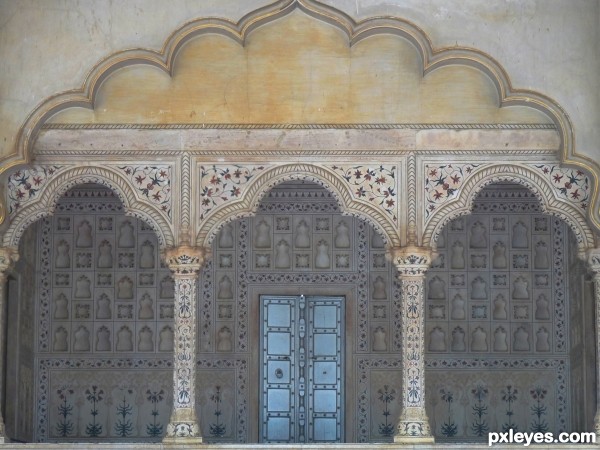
[389,246,432,276]
[162,245,209,275]
[0,246,19,277]
[587,247,600,278]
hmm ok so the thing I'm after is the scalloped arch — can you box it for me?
[2,166,175,248]
[196,163,400,248]
[422,164,595,255]
[4,0,599,230]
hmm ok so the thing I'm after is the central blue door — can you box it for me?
[259,295,344,443]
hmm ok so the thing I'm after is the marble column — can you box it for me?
[0,247,19,443]
[391,246,435,444]
[162,245,207,443]
[589,249,600,437]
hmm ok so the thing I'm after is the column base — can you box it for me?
[394,408,435,444]
[0,420,6,443]
[163,408,203,444]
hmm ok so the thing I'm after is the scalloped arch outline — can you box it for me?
[422,163,595,255]
[2,166,175,248]
[3,0,599,231]
[195,163,400,248]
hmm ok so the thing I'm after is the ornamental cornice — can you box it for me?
[40,123,558,130]
[32,126,559,155]
[162,246,210,275]
[34,148,559,158]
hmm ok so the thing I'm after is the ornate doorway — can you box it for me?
[260,295,344,443]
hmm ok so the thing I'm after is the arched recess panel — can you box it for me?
[424,183,577,440]
[198,181,403,443]
[3,165,175,248]
[8,184,175,443]
[196,163,401,249]
[422,164,595,255]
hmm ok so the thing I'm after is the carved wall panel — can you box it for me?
[355,358,403,443]
[5,224,37,441]
[43,364,173,441]
[425,359,567,439]
[38,188,173,355]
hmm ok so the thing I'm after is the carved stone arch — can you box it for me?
[7,0,600,234]
[423,164,594,255]
[2,166,174,248]
[196,163,400,248]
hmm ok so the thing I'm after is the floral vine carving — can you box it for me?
[329,165,397,223]
[377,385,396,437]
[7,165,63,215]
[425,163,482,219]
[199,165,267,220]
[530,164,590,210]
[55,387,74,437]
[118,165,172,218]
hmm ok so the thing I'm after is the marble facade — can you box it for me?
[0,1,599,447]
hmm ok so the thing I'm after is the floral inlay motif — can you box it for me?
[530,164,590,210]
[118,165,172,218]
[199,165,267,220]
[7,165,63,215]
[330,165,397,223]
[424,163,482,219]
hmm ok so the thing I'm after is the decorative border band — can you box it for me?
[41,123,557,130]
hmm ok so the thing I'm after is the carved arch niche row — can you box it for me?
[423,181,589,441]
[6,182,177,442]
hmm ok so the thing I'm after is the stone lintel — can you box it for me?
[34,127,558,154]
[415,128,560,151]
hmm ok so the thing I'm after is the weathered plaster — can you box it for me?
[45,13,549,126]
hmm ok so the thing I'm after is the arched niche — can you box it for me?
[423,181,581,441]
[2,165,175,248]
[423,164,595,256]
[196,163,399,249]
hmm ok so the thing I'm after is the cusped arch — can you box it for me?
[196,163,400,248]
[6,1,598,225]
[2,166,174,248]
[423,164,595,255]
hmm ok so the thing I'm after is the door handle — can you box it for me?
[275,368,284,379]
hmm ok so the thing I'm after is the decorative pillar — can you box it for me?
[162,245,207,443]
[589,249,600,436]
[391,246,435,444]
[0,247,19,443]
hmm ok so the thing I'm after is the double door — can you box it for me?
[259,295,344,443]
